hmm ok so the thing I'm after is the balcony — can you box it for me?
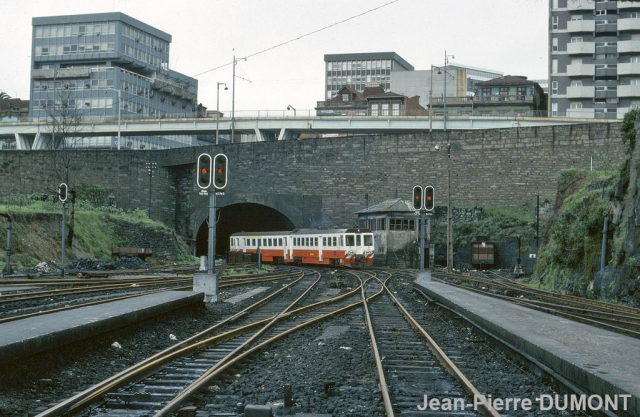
[618,18,640,31]
[567,0,594,11]
[618,62,640,75]
[594,68,617,79]
[618,40,640,53]
[567,19,595,33]
[618,2,640,9]
[566,64,594,77]
[567,42,595,55]
[566,85,595,98]
[617,85,640,97]
[567,108,595,118]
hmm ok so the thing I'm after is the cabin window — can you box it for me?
[364,235,373,246]
[346,235,355,246]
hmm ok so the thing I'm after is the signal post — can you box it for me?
[194,153,227,302]
[413,185,435,282]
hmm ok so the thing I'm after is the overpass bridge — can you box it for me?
[0,114,617,150]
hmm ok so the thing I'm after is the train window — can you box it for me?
[268,238,272,246]
[314,237,318,246]
[346,235,355,246]
[323,237,326,246]
[364,235,373,246]
[356,235,361,246]
[263,239,266,247]
[335,236,339,246]
[305,237,310,246]
[278,238,282,246]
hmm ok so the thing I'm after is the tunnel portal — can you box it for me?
[195,202,295,258]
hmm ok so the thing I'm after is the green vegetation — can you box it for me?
[456,204,537,252]
[0,194,197,271]
[533,169,614,296]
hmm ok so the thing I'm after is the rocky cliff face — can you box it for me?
[598,118,640,306]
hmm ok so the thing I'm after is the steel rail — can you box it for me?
[381,276,501,417]
[436,277,640,338]
[1,270,302,324]
[34,268,307,417]
[360,272,396,416]
[152,270,324,415]
[153,270,372,416]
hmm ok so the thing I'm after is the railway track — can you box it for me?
[7,266,601,416]
[438,270,640,338]
[0,267,302,323]
[34,268,366,416]
[362,272,496,416]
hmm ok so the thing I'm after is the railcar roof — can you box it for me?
[230,228,372,237]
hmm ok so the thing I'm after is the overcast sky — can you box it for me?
[1,0,548,113]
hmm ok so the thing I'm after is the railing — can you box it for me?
[431,95,535,105]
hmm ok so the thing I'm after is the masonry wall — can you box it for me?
[0,123,626,239]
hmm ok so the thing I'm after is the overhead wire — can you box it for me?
[190,0,399,78]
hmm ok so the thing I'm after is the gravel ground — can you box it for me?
[0,268,594,417]
[0,282,252,417]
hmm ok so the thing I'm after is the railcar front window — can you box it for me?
[364,235,373,246]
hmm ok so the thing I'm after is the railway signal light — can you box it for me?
[213,153,228,190]
[196,153,212,189]
[58,183,68,203]
[424,186,435,211]
[412,185,423,210]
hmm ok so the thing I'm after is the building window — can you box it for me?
[381,103,389,116]
[392,103,400,116]
[389,218,415,231]
[371,103,379,116]
[552,15,558,30]
[571,37,583,43]
[342,93,349,101]
[552,81,558,95]
[551,102,558,117]
[570,102,583,109]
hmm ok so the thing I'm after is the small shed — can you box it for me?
[356,198,417,266]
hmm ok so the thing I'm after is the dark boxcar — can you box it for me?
[471,240,497,270]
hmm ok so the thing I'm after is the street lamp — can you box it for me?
[231,55,247,143]
[287,105,296,116]
[443,51,455,132]
[216,82,228,145]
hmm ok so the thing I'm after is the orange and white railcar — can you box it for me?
[229,228,375,266]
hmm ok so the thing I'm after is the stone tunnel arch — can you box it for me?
[195,202,295,257]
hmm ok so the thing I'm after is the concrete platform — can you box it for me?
[0,290,203,365]
[414,279,640,417]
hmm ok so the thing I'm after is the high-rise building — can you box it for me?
[549,0,640,119]
[324,52,414,100]
[30,12,198,149]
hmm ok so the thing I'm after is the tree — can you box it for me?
[41,87,86,250]
[0,91,11,99]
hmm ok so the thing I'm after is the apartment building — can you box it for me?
[550,0,640,119]
[30,12,198,149]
